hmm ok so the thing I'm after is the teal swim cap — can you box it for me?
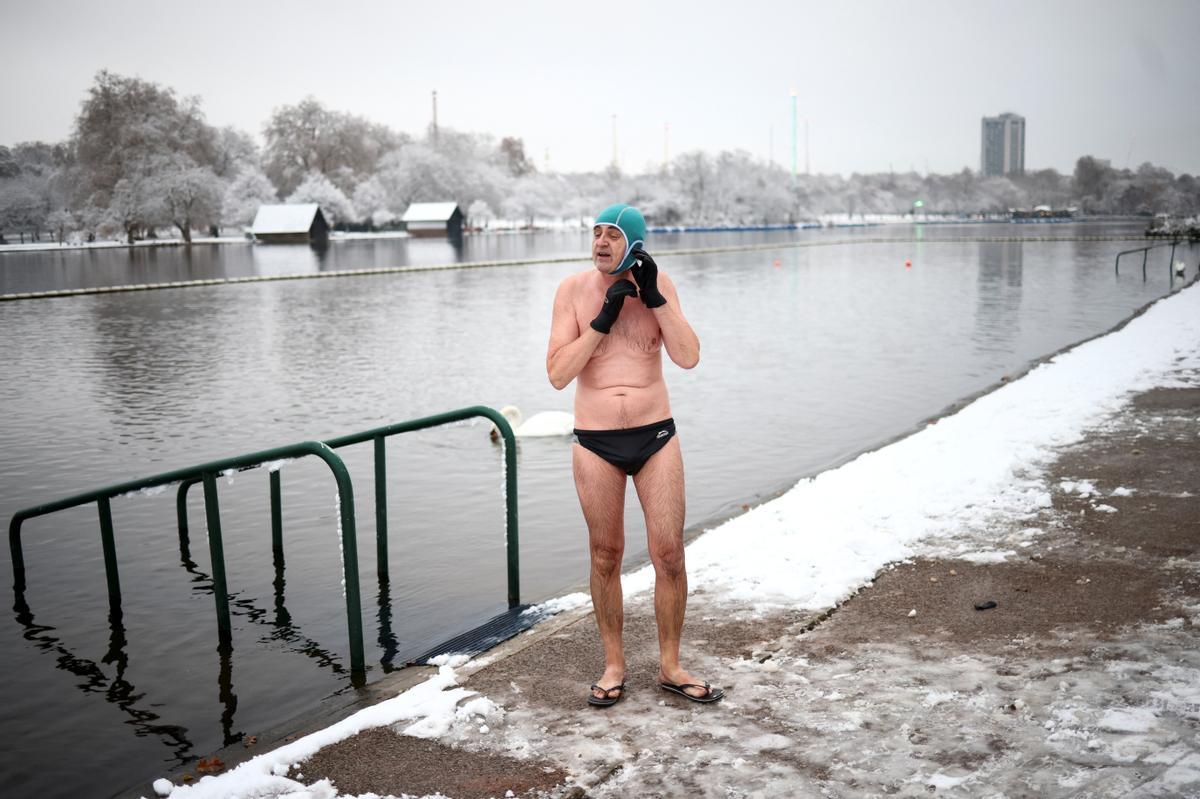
[593,203,646,274]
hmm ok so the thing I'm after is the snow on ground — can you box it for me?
[151,281,1200,798]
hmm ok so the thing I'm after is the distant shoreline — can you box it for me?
[0,216,1148,255]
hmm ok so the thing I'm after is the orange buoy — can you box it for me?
[904,259,912,268]
[773,258,782,268]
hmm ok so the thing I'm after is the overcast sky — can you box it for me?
[4,0,1198,176]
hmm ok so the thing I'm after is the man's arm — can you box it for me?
[546,276,604,390]
[653,272,700,369]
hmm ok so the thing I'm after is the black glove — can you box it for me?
[590,280,638,334]
[630,248,667,309]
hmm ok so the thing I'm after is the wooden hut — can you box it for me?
[402,202,463,238]
[251,204,330,244]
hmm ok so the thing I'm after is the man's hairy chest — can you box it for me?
[574,290,661,356]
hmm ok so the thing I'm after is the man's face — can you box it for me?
[591,224,626,274]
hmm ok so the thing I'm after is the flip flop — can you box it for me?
[587,682,626,707]
[659,681,725,704]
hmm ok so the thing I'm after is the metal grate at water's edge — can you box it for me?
[408,604,554,665]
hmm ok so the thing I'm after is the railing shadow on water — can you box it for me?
[7,405,521,763]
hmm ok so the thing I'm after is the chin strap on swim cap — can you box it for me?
[593,203,647,275]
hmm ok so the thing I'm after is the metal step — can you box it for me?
[409,603,552,665]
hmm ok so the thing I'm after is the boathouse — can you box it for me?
[251,203,330,244]
[401,202,463,238]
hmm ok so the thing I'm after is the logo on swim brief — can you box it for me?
[656,429,669,439]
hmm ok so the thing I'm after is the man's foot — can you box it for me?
[587,682,626,707]
[659,668,724,704]
[588,665,626,707]
[659,680,724,703]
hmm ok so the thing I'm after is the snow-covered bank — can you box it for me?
[0,231,417,254]
[0,235,249,253]
[150,279,1200,798]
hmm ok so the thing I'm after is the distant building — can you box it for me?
[250,203,329,244]
[981,113,1025,177]
[402,202,463,238]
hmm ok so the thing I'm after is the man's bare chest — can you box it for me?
[575,290,661,355]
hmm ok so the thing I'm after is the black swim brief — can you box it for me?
[573,418,676,476]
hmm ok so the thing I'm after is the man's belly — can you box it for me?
[573,381,671,430]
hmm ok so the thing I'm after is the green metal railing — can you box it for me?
[8,405,518,685]
[1115,240,1192,282]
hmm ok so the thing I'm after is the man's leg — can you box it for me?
[631,437,709,697]
[573,443,628,699]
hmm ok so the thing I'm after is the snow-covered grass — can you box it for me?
[150,280,1200,798]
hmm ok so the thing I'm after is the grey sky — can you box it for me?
[4,0,1198,176]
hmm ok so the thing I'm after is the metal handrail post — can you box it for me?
[501,418,519,607]
[202,472,233,643]
[97,497,122,611]
[322,405,519,606]
[270,470,283,567]
[175,477,198,561]
[374,435,388,582]
[7,515,26,594]
[320,444,365,682]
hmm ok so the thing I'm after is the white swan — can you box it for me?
[490,405,575,440]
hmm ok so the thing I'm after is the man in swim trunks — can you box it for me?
[546,203,723,706]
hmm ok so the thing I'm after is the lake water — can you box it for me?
[0,223,1190,797]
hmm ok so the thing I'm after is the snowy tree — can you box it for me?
[211,126,261,179]
[499,137,536,177]
[222,167,278,228]
[467,199,494,230]
[72,71,218,208]
[287,171,355,226]
[351,176,395,227]
[106,174,164,244]
[374,142,507,215]
[501,174,571,226]
[0,146,21,179]
[46,208,74,243]
[157,156,223,242]
[263,97,404,196]
[0,177,50,241]
[671,151,714,222]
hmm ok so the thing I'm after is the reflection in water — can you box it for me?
[11,592,195,761]
[10,514,361,765]
[250,244,322,276]
[376,578,402,673]
[974,241,1025,348]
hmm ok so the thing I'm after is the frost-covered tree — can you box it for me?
[499,137,536,177]
[467,199,494,230]
[502,174,571,226]
[263,97,404,196]
[351,176,395,227]
[0,146,19,179]
[157,156,223,242]
[222,167,278,228]
[374,141,507,214]
[211,126,261,179]
[0,177,50,241]
[72,71,218,209]
[287,171,355,226]
[106,173,165,244]
[46,208,74,243]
